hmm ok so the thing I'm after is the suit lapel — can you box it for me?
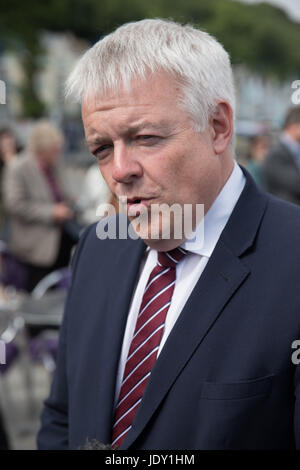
[121,241,249,448]
[121,168,269,449]
[94,230,146,443]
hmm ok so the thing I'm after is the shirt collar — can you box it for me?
[182,161,246,257]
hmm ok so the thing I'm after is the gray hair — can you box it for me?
[66,19,235,132]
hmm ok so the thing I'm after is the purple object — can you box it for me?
[0,252,28,290]
[29,335,58,363]
[56,267,71,290]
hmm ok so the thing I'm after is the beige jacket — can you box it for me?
[2,153,74,266]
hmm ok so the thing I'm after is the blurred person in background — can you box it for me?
[0,127,20,241]
[245,134,269,188]
[2,120,80,292]
[263,106,300,204]
[0,127,19,166]
[0,128,18,450]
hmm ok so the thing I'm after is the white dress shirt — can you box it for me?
[114,161,246,407]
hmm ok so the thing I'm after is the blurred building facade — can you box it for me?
[0,31,297,132]
[0,28,299,167]
[0,32,88,123]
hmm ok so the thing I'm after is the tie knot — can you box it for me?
[157,247,187,268]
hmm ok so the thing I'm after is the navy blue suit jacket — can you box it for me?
[38,168,300,449]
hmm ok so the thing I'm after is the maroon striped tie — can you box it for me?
[111,247,187,448]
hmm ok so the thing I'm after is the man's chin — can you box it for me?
[128,220,158,241]
[142,237,185,252]
[128,219,185,250]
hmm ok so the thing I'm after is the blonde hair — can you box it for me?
[27,120,64,153]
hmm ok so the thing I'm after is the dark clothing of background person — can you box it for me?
[23,227,76,292]
[263,136,300,205]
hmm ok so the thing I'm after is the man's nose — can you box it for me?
[112,143,143,183]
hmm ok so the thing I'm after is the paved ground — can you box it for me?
[0,359,51,450]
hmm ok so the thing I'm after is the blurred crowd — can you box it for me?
[244,106,300,205]
[0,120,113,293]
[0,119,114,449]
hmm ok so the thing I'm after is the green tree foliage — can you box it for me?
[0,0,299,116]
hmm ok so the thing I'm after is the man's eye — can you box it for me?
[136,135,160,144]
[93,144,112,157]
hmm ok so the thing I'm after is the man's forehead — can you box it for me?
[82,71,181,115]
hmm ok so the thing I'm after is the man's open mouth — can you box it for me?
[128,198,142,206]
[126,197,152,216]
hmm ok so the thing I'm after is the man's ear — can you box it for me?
[209,101,233,155]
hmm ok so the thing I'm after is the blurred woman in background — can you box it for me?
[2,120,79,292]
[0,127,20,241]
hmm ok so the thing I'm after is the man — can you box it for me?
[2,120,78,292]
[263,106,300,204]
[38,19,300,450]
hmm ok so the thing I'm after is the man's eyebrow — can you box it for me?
[128,120,173,133]
[86,136,107,147]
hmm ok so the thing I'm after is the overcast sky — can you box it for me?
[240,0,300,21]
